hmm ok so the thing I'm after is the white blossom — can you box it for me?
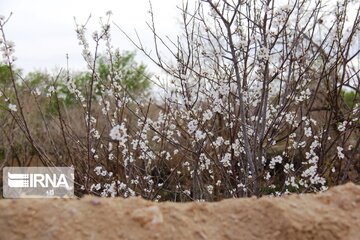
[109,123,128,147]
[202,109,213,122]
[32,88,41,96]
[220,153,232,167]
[264,172,271,180]
[195,130,206,141]
[94,166,103,175]
[269,155,283,169]
[304,126,312,137]
[284,163,295,174]
[183,190,191,196]
[8,103,17,112]
[207,185,214,194]
[337,146,344,159]
[337,121,347,132]
[46,86,56,97]
[214,137,224,148]
[187,120,198,134]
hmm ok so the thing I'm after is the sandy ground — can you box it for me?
[0,183,359,240]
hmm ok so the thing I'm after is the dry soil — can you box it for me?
[0,183,359,240]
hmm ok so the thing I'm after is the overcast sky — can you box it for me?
[1,0,359,75]
[0,0,182,74]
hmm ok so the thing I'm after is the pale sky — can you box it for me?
[1,0,359,75]
[0,0,183,74]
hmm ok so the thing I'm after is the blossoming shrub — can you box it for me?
[0,0,359,201]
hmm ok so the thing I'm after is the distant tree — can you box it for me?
[25,71,51,88]
[342,90,359,109]
[57,50,151,107]
[19,50,151,114]
[96,50,151,95]
[0,64,12,85]
[0,63,22,86]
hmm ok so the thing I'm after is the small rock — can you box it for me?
[131,205,163,227]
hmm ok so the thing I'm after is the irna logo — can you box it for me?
[3,167,74,198]
[7,172,70,189]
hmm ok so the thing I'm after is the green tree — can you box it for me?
[342,90,359,109]
[0,64,12,85]
[97,50,151,94]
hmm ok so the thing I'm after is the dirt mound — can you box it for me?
[0,183,359,240]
